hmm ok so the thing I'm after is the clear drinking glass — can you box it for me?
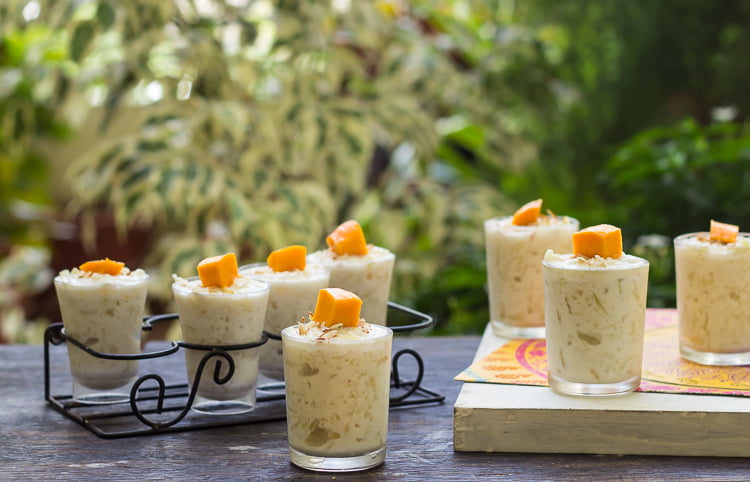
[54,270,149,404]
[674,232,750,365]
[485,215,579,338]
[239,262,330,381]
[282,324,393,472]
[307,246,395,325]
[543,252,649,396]
[172,276,269,414]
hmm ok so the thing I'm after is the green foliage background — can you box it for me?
[1,0,749,340]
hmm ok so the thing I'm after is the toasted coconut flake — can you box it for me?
[293,315,375,340]
[317,330,337,340]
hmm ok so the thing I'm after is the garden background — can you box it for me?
[2,0,749,342]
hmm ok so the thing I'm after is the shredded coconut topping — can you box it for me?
[56,267,148,285]
[543,250,648,270]
[239,262,328,281]
[680,232,750,249]
[294,315,373,341]
[308,245,393,263]
[172,274,267,295]
[489,214,578,229]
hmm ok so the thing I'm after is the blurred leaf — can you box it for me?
[70,21,95,62]
[96,3,116,30]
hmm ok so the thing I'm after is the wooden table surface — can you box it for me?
[3,334,750,480]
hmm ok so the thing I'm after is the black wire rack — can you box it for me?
[44,302,445,439]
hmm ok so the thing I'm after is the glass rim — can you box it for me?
[542,253,649,271]
[281,323,393,343]
[171,275,269,296]
[674,231,750,244]
[483,215,579,226]
[238,262,330,281]
[54,272,150,286]
[307,246,396,263]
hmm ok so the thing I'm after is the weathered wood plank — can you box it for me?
[2,335,750,480]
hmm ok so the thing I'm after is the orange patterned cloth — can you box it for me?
[455,309,750,396]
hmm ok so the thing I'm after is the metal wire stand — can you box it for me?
[44,302,444,438]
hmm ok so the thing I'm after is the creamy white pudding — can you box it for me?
[240,262,329,380]
[307,246,395,325]
[675,232,750,365]
[172,275,269,413]
[282,320,392,471]
[54,266,149,403]
[543,251,649,395]
[485,215,579,338]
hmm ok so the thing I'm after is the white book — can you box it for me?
[453,320,750,457]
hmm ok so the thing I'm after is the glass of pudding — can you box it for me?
[543,224,649,396]
[282,288,393,472]
[674,220,750,365]
[240,246,330,381]
[54,259,149,404]
[308,220,395,325]
[485,199,579,338]
[172,257,269,415]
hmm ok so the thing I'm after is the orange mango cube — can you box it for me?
[326,220,368,256]
[709,220,739,244]
[512,199,543,226]
[197,253,239,288]
[267,245,307,272]
[572,224,623,259]
[79,258,125,275]
[311,288,363,327]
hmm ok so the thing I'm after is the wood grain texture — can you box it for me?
[3,335,750,480]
